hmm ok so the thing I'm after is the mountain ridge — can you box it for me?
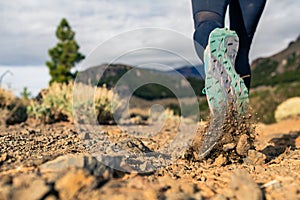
[251,34,300,88]
[79,34,300,98]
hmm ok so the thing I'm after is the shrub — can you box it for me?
[28,82,119,124]
[0,87,27,126]
[27,82,73,123]
[249,81,300,124]
[251,58,278,88]
[94,84,116,124]
[0,87,14,107]
[20,87,32,100]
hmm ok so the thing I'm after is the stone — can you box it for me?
[214,154,227,166]
[0,175,12,185]
[40,154,85,171]
[244,150,266,165]
[275,97,300,122]
[12,178,50,200]
[223,143,236,152]
[0,153,7,163]
[82,132,91,140]
[13,173,37,188]
[236,134,250,156]
[40,154,108,176]
[230,169,263,200]
[55,168,96,200]
[44,195,58,200]
[180,183,195,194]
[84,155,109,176]
[0,185,11,200]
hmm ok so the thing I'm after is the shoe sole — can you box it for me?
[210,28,249,114]
[198,28,249,159]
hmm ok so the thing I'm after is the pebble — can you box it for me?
[0,121,299,200]
[40,154,109,177]
[0,153,7,163]
[12,177,50,200]
[230,169,263,200]
[236,134,250,156]
[223,143,236,152]
[55,168,96,200]
[214,154,227,166]
[244,150,266,165]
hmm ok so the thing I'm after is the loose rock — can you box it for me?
[55,168,96,200]
[236,134,250,156]
[244,150,266,165]
[12,176,50,200]
[40,154,108,176]
[214,154,227,166]
[230,169,263,200]
[223,143,236,152]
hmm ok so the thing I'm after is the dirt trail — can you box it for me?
[0,118,299,200]
[257,117,300,135]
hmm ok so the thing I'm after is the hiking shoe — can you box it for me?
[204,28,249,117]
[198,28,249,159]
[203,45,227,116]
[211,28,249,114]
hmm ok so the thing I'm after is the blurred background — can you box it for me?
[1,0,299,95]
[0,0,300,125]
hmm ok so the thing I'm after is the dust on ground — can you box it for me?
[0,116,300,200]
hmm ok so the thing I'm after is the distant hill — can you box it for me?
[78,63,205,100]
[249,34,300,124]
[77,63,132,87]
[251,34,300,88]
[78,34,300,100]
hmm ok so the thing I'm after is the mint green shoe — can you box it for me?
[198,28,249,159]
[209,28,249,114]
[204,28,249,116]
[199,34,228,159]
[203,45,227,116]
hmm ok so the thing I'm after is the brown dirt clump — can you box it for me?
[191,108,257,165]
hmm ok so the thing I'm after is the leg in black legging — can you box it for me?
[229,0,266,90]
[192,0,230,63]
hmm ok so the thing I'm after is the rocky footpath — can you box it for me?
[0,120,300,200]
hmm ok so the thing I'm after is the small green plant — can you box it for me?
[20,87,31,100]
[94,84,118,124]
[0,87,27,126]
[28,82,119,124]
[27,82,73,123]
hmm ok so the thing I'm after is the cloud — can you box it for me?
[0,0,194,66]
[251,1,300,59]
[0,0,299,67]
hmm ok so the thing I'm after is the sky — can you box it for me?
[0,0,300,95]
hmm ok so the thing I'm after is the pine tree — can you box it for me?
[46,18,85,84]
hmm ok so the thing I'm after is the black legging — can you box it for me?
[192,0,266,90]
